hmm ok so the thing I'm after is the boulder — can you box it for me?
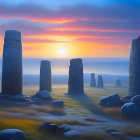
[131,95,140,109]
[121,103,140,118]
[100,93,121,107]
[38,121,58,133]
[58,124,71,133]
[64,130,82,138]
[0,129,26,140]
[46,124,58,132]
[38,121,51,130]
[34,90,52,100]
[52,100,64,108]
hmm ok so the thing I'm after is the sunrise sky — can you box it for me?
[0,0,139,58]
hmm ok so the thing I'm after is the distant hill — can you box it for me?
[23,74,128,86]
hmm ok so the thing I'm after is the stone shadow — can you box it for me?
[69,93,106,116]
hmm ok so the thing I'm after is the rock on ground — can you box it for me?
[100,93,121,107]
[105,128,117,133]
[131,95,140,109]
[64,130,82,138]
[0,129,26,140]
[121,103,140,118]
[33,90,52,100]
[38,121,58,133]
[58,124,71,133]
[0,94,33,106]
[52,100,64,108]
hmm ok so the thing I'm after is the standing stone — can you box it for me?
[115,79,122,88]
[90,73,96,87]
[68,58,84,94]
[40,60,52,92]
[129,36,140,96]
[97,75,104,88]
[2,30,22,95]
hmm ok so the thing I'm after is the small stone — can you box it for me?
[38,122,58,133]
[58,124,71,133]
[105,128,117,134]
[38,121,51,130]
[52,100,64,108]
[35,90,52,100]
[64,130,82,138]
[0,129,26,140]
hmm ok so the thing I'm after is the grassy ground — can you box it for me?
[0,84,130,140]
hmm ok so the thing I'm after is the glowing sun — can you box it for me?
[58,48,67,56]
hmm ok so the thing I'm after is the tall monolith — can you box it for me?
[90,73,96,87]
[2,30,22,95]
[115,79,122,88]
[129,36,140,96]
[40,60,52,92]
[68,58,84,94]
[97,75,104,88]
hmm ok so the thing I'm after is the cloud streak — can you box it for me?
[0,1,139,57]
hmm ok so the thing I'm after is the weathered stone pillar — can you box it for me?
[2,30,22,95]
[68,58,84,94]
[129,36,140,96]
[40,60,52,92]
[115,79,122,88]
[90,73,96,87]
[97,75,104,88]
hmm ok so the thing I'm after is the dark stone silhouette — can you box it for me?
[115,79,122,87]
[2,30,22,95]
[129,36,140,96]
[97,75,104,88]
[68,58,84,94]
[40,60,52,92]
[90,73,96,87]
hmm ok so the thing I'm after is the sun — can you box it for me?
[58,48,67,56]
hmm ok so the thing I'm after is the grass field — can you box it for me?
[0,84,133,140]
